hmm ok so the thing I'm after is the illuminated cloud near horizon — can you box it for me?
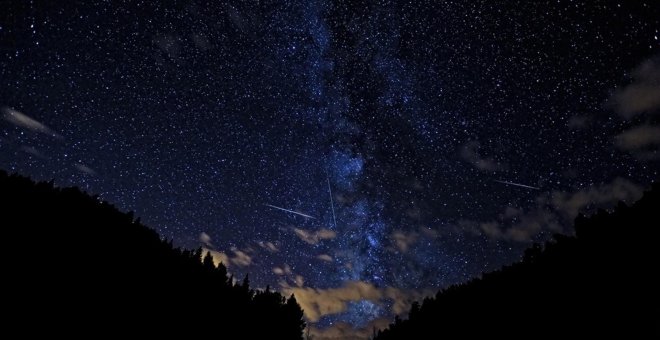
[280,280,433,323]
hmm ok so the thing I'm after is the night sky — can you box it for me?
[2,1,659,338]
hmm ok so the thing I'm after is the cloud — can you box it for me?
[388,227,439,252]
[391,231,418,253]
[608,57,660,118]
[611,84,660,118]
[405,205,425,221]
[74,163,96,175]
[316,254,333,262]
[273,264,293,275]
[551,178,643,220]
[474,178,643,242]
[293,227,337,245]
[480,209,560,242]
[199,232,213,248]
[454,220,483,236]
[201,234,252,267]
[20,146,48,159]
[229,247,252,267]
[282,281,382,322]
[281,281,432,323]
[309,318,391,340]
[419,226,440,239]
[384,287,430,315]
[480,222,502,240]
[2,107,61,138]
[295,275,305,287]
[615,125,660,150]
[459,140,506,172]
[203,248,230,267]
[257,241,279,252]
[614,124,660,160]
[608,56,660,160]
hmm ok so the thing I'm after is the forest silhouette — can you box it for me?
[0,170,305,338]
[375,182,660,338]
[3,169,658,338]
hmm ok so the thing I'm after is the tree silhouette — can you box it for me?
[0,170,306,338]
[284,294,306,339]
[375,182,660,339]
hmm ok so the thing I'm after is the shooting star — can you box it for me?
[264,204,316,219]
[327,173,338,229]
[494,180,540,190]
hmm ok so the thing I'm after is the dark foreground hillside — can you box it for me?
[376,183,660,339]
[0,171,305,338]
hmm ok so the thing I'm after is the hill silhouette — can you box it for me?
[375,182,660,339]
[0,170,305,338]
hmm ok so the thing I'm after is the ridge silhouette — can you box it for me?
[0,170,305,338]
[375,182,660,339]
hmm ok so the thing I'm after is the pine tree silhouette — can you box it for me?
[375,182,660,339]
[0,170,306,338]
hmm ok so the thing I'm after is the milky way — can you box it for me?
[1,1,659,337]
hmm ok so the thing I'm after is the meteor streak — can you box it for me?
[494,180,540,190]
[327,174,338,229]
[264,204,316,219]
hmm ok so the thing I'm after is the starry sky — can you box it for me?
[2,1,659,338]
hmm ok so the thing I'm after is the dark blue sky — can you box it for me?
[2,1,659,338]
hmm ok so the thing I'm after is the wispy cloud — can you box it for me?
[391,231,418,253]
[200,232,252,267]
[199,232,213,248]
[204,248,230,267]
[551,178,643,220]
[74,163,97,176]
[229,247,252,267]
[281,281,432,323]
[294,275,305,287]
[608,57,660,118]
[309,318,391,340]
[459,140,507,172]
[2,107,61,138]
[20,146,48,159]
[608,56,660,160]
[203,247,252,268]
[258,241,279,252]
[479,209,560,242]
[316,254,333,262]
[473,178,643,242]
[293,227,337,245]
[614,124,660,160]
[273,264,293,276]
[282,281,381,322]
